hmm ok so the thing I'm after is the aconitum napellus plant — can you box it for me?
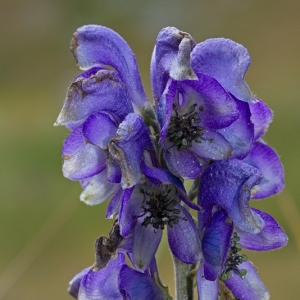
[55,25,287,300]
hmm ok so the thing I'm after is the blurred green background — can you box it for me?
[0,0,299,299]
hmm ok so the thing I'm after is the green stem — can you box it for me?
[172,256,194,300]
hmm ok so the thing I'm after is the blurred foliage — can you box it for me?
[0,0,299,299]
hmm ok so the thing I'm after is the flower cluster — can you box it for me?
[55,25,287,299]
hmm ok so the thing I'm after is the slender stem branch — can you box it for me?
[172,256,194,300]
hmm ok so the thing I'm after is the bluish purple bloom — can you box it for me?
[56,24,286,300]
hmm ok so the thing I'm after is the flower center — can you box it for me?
[138,186,185,231]
[220,232,248,281]
[166,103,205,150]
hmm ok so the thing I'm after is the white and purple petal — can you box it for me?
[55,69,133,128]
[71,25,150,111]
[224,261,270,300]
[199,159,264,233]
[190,128,233,161]
[168,206,202,264]
[196,263,219,300]
[78,254,125,300]
[80,170,119,205]
[237,208,288,251]
[249,99,273,140]
[62,126,106,180]
[202,210,233,281]
[109,113,154,188]
[191,38,254,102]
[244,142,284,198]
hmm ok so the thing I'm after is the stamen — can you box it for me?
[166,102,205,150]
[220,232,248,281]
[136,186,186,231]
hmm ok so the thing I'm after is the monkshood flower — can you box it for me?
[108,163,202,271]
[196,208,287,300]
[69,223,172,300]
[151,27,262,179]
[196,142,286,299]
[55,67,154,204]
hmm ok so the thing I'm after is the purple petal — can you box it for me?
[191,38,254,102]
[196,263,219,300]
[83,112,118,148]
[164,145,203,179]
[243,142,284,199]
[80,170,119,205]
[202,210,233,281]
[106,187,123,219]
[62,126,106,180]
[190,128,233,161]
[217,98,254,159]
[119,265,166,300]
[237,208,288,251]
[168,206,202,264]
[199,159,264,233]
[249,99,273,140]
[109,113,154,188]
[151,27,197,102]
[132,219,162,271]
[224,261,270,300]
[55,69,133,128]
[118,187,139,236]
[71,25,150,111]
[68,267,90,299]
[79,254,125,300]
[181,75,239,129]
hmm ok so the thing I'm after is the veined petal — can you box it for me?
[83,112,118,148]
[71,25,149,111]
[79,254,125,300]
[164,145,202,179]
[106,187,123,219]
[249,99,273,140]
[109,113,154,188]
[237,208,288,251]
[80,170,119,205]
[68,268,90,299]
[152,27,197,102]
[55,69,133,128]
[62,126,106,180]
[244,141,284,199]
[168,206,202,264]
[181,75,239,129]
[118,187,139,236]
[132,219,162,271]
[196,263,219,300]
[191,38,254,102]
[202,210,233,281]
[217,98,254,159]
[190,129,233,160]
[119,265,166,300]
[224,261,270,300]
[199,159,264,233]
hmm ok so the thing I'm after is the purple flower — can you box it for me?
[117,164,202,271]
[151,27,259,179]
[196,208,287,300]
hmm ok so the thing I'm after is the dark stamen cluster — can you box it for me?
[167,103,205,150]
[220,232,248,281]
[138,187,185,231]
